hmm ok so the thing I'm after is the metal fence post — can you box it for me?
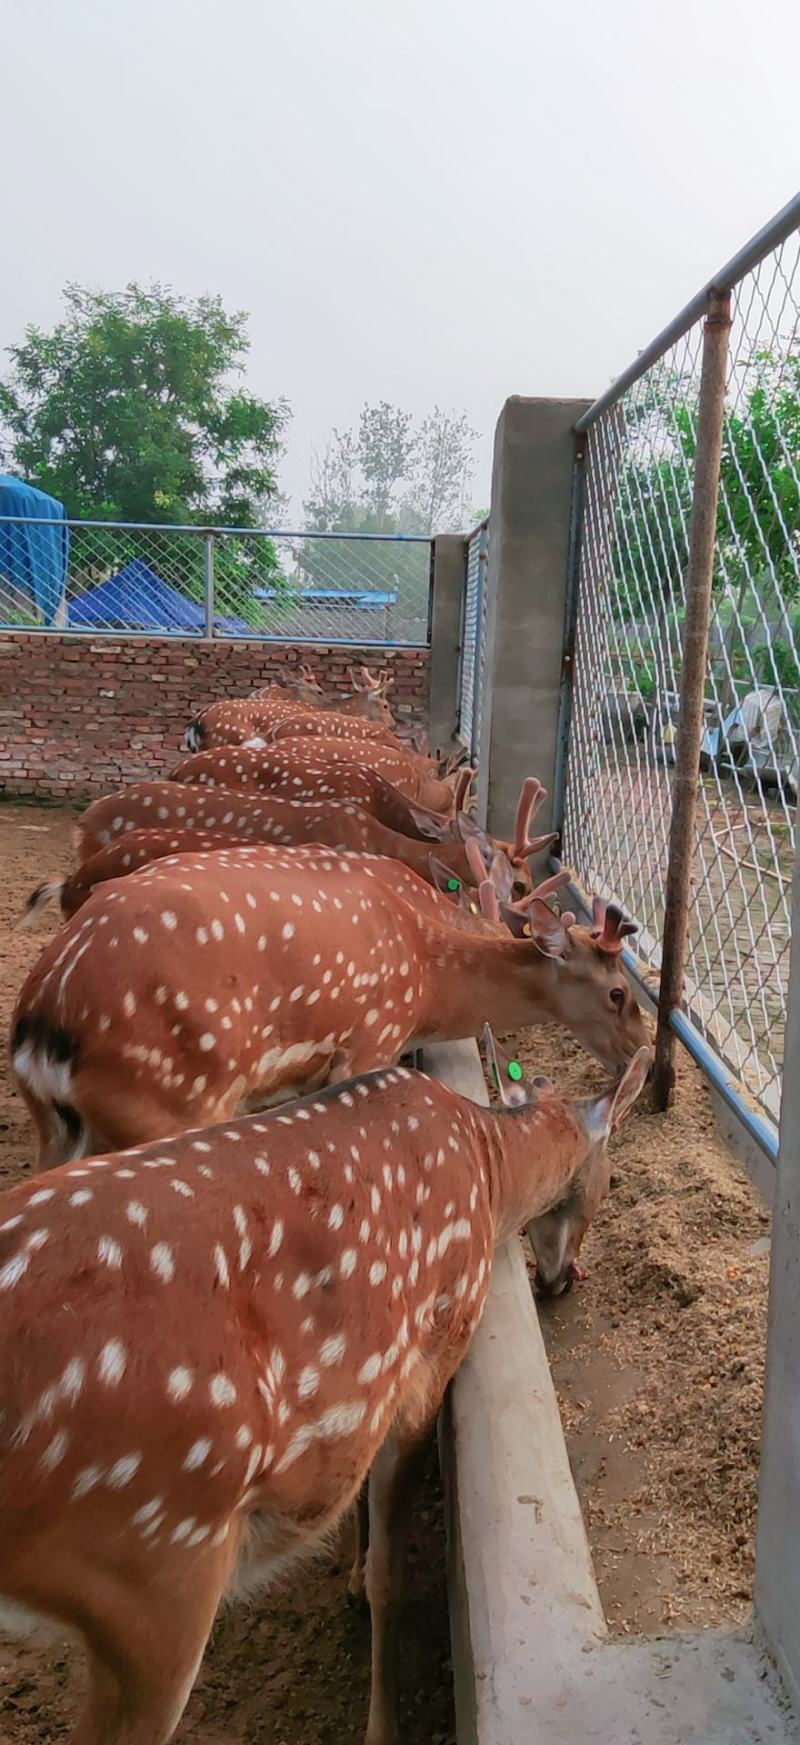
[651,288,732,1109]
[470,523,488,763]
[552,432,587,851]
[429,535,469,753]
[203,534,215,639]
[756,821,800,1705]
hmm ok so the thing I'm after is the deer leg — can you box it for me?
[363,1421,435,1745]
[347,1479,370,1606]
[69,1544,233,1745]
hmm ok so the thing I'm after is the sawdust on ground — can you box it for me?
[501,1019,770,1636]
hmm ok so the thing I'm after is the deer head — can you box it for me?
[483,1025,651,1295]
[345,666,396,726]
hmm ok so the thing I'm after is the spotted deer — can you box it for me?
[0,1035,650,1745]
[18,823,492,927]
[171,739,454,813]
[17,785,562,929]
[69,773,544,904]
[188,700,407,756]
[262,710,416,755]
[77,772,459,852]
[11,843,650,1166]
[185,666,398,753]
[17,832,500,932]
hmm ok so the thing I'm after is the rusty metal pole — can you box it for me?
[651,287,732,1109]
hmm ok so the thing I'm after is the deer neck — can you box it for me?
[412,924,561,1038]
[472,1101,587,1245]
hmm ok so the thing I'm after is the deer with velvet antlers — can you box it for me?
[170,738,455,813]
[0,1032,649,1745]
[36,772,548,912]
[11,833,649,1166]
[184,664,398,752]
[17,777,563,927]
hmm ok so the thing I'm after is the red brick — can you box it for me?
[0,634,430,800]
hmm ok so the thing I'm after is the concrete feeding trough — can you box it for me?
[423,1037,799,1745]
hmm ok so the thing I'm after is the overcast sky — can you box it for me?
[4,0,798,519]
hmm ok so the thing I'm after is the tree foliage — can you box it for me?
[304,401,477,537]
[613,345,800,612]
[611,341,800,704]
[300,401,477,595]
[0,283,289,526]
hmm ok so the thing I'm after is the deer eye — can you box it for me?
[610,987,625,1009]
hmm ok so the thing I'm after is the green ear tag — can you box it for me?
[507,1060,523,1082]
[447,877,460,891]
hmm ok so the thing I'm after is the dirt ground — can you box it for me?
[499,1019,770,1637]
[0,799,771,1725]
[0,801,456,1745]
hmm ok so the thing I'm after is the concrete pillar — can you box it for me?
[756,857,800,1709]
[476,397,590,837]
[428,533,466,753]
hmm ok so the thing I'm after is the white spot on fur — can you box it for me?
[98,1341,127,1386]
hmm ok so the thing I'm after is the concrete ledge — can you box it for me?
[421,1039,604,1743]
[422,1037,798,1745]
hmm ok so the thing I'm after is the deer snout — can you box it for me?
[534,1263,576,1300]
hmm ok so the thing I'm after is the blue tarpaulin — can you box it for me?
[0,475,69,626]
[68,558,249,635]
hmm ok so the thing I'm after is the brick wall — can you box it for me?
[0,636,431,801]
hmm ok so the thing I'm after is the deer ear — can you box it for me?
[452,809,483,844]
[487,851,515,904]
[439,747,469,778]
[500,897,569,955]
[429,856,464,898]
[498,900,534,940]
[577,1045,651,1141]
[452,766,474,816]
[408,804,451,842]
[482,1024,530,1107]
[608,1046,651,1127]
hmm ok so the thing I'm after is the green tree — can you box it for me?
[610,340,800,710]
[0,282,289,526]
[300,401,477,596]
[357,403,416,528]
[401,408,478,533]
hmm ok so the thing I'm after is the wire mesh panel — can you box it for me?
[458,523,488,756]
[563,220,800,1124]
[0,521,433,646]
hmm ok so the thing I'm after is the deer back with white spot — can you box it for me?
[170,738,453,814]
[183,667,402,754]
[11,842,650,1169]
[265,709,427,762]
[38,816,485,928]
[0,1043,648,1741]
[78,774,452,861]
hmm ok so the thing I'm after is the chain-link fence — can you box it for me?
[0,521,433,646]
[457,520,489,758]
[561,194,800,1125]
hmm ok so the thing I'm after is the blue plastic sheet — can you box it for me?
[0,475,68,626]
